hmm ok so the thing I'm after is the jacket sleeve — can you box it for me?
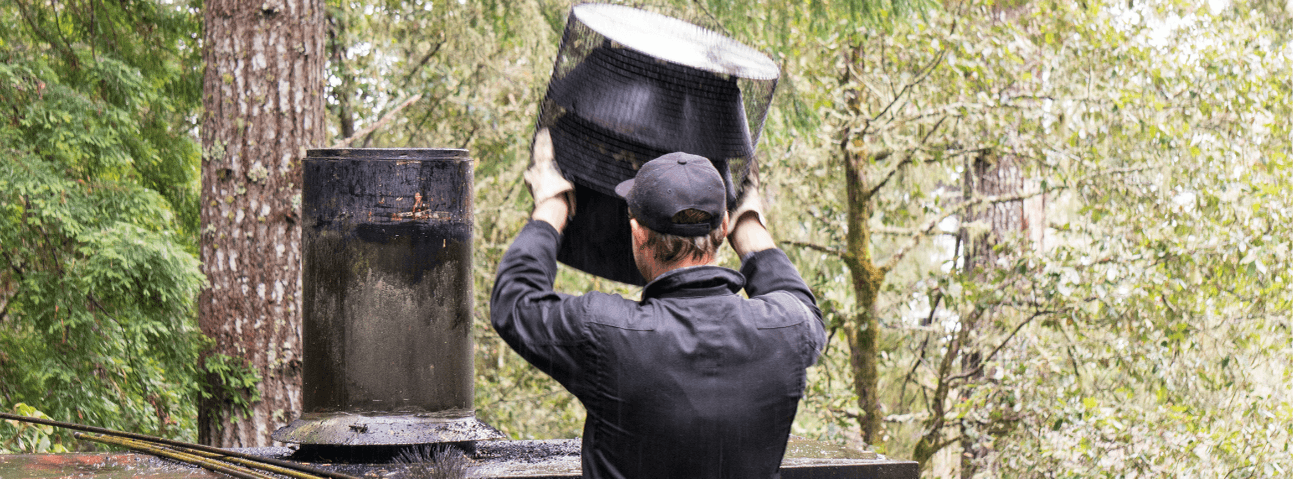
[489,220,588,390]
[740,248,827,367]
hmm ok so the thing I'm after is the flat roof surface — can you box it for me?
[1,438,919,479]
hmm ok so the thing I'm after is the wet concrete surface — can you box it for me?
[274,413,504,447]
[0,452,224,478]
[1,438,917,478]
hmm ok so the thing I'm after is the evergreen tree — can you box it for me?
[0,0,207,450]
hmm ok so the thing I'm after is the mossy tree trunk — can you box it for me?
[839,41,889,447]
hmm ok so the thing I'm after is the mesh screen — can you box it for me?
[536,3,779,285]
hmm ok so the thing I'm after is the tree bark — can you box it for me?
[840,41,886,447]
[964,152,1039,269]
[845,150,885,447]
[198,0,325,447]
[956,152,1042,477]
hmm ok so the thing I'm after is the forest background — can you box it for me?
[1,0,1291,476]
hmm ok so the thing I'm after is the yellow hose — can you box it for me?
[75,433,276,479]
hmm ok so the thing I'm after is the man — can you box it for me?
[491,129,826,479]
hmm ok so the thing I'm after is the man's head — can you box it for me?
[615,153,729,280]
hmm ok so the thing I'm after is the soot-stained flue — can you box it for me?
[273,148,503,449]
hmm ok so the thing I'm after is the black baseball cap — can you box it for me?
[614,152,726,237]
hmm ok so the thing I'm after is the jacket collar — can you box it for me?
[641,265,745,301]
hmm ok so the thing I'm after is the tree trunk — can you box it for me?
[845,151,885,447]
[957,151,1042,477]
[326,9,355,142]
[914,151,1043,472]
[964,152,1037,268]
[198,0,325,447]
[840,41,886,447]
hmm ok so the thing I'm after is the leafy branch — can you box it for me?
[401,37,446,87]
[863,47,951,139]
[879,188,1043,273]
[199,353,263,419]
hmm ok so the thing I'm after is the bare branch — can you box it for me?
[2,247,24,280]
[866,48,949,136]
[821,326,838,361]
[932,145,993,160]
[330,93,424,148]
[918,307,976,438]
[948,309,1061,382]
[858,78,889,108]
[865,116,949,198]
[874,92,1125,136]
[458,123,479,150]
[401,40,444,87]
[871,225,922,236]
[408,90,450,135]
[898,293,940,408]
[689,0,732,36]
[929,436,963,454]
[1070,166,1153,186]
[874,102,987,130]
[780,240,845,258]
[863,149,906,198]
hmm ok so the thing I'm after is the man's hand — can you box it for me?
[524,128,575,232]
[728,167,774,257]
[730,165,766,229]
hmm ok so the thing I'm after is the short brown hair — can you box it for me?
[638,209,725,264]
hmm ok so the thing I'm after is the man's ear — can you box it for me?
[720,211,730,238]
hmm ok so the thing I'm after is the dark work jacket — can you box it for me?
[490,221,826,479]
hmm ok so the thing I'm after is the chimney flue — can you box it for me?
[274,148,503,447]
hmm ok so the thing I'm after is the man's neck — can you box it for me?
[643,256,715,283]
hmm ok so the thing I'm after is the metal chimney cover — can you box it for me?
[536,3,780,285]
[571,4,779,80]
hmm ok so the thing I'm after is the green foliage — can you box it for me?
[198,353,264,420]
[0,0,205,444]
[3,2,1288,476]
[756,0,1293,474]
[472,166,590,440]
[0,403,70,454]
[322,0,556,151]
